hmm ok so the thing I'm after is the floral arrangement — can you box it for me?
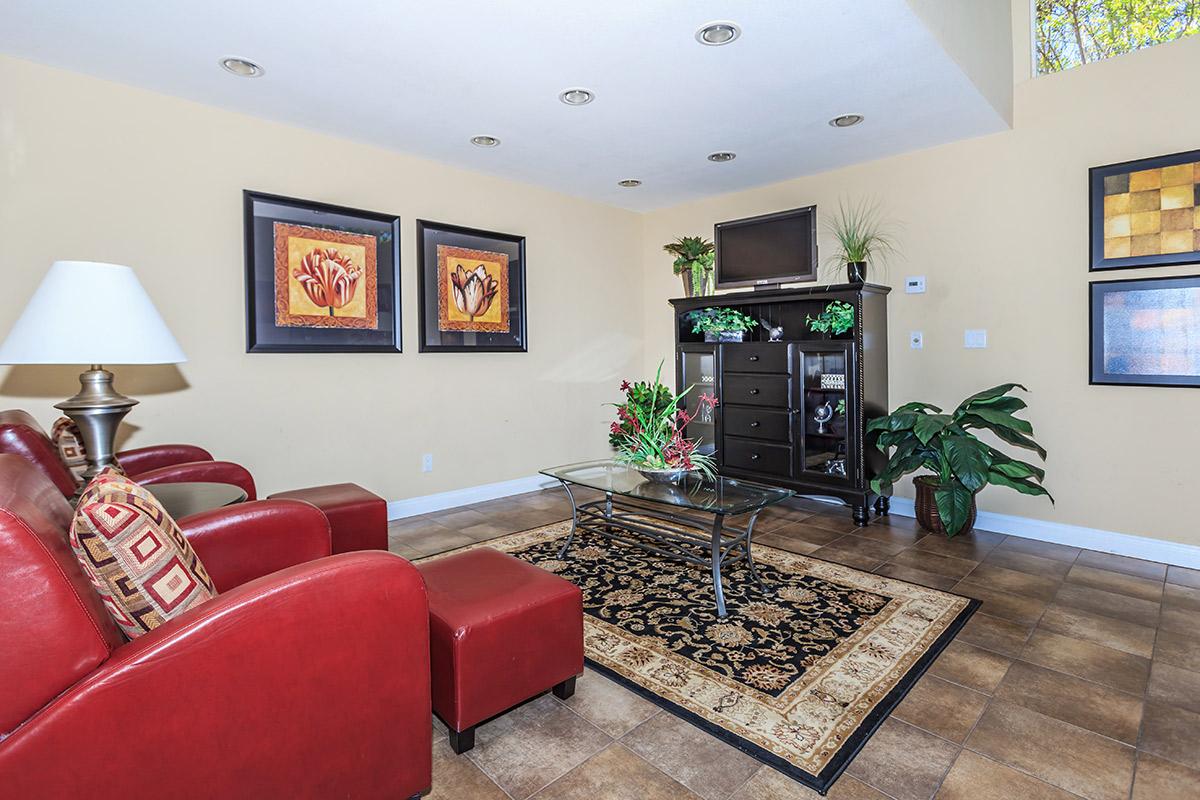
[609,363,717,478]
[806,301,855,335]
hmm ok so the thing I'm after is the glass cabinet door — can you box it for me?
[795,343,856,485]
[679,346,717,454]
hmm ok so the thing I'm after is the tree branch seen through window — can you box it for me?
[1036,0,1200,74]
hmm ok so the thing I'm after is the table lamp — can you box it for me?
[0,261,186,481]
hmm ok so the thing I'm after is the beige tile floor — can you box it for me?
[389,491,1200,800]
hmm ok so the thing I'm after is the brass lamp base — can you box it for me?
[55,365,138,483]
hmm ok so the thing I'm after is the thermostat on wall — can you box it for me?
[905,276,926,293]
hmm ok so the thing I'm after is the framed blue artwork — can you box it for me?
[1090,275,1200,387]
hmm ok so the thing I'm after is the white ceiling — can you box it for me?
[0,0,1012,211]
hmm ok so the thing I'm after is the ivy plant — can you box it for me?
[806,301,855,335]
[686,307,758,335]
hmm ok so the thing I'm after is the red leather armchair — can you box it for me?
[0,409,256,500]
[0,455,431,799]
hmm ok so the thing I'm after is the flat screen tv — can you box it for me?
[714,205,817,289]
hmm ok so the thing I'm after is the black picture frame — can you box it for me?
[1089,148,1200,272]
[416,219,527,353]
[244,190,401,353]
[1089,274,1200,388]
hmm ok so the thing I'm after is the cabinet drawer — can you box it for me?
[723,437,792,478]
[722,343,789,373]
[722,374,790,408]
[723,407,791,442]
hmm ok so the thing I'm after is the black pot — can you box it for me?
[846,261,867,283]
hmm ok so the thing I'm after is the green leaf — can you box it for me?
[934,484,975,537]
[913,414,952,445]
[955,383,1027,411]
[866,415,892,433]
[989,456,1046,483]
[987,471,1055,503]
[886,411,921,432]
[942,436,991,492]
[895,401,944,413]
[964,407,1034,434]
[961,414,1048,459]
[971,395,1027,414]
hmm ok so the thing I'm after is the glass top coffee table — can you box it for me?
[540,460,794,617]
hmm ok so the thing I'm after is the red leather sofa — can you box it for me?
[0,454,431,799]
[0,408,256,500]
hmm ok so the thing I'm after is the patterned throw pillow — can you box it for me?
[70,468,215,639]
[50,416,89,486]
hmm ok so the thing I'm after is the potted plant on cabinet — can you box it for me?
[686,307,759,342]
[608,363,717,483]
[823,198,896,283]
[664,236,715,297]
[806,301,855,337]
[867,383,1052,537]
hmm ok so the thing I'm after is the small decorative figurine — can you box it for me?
[760,319,784,342]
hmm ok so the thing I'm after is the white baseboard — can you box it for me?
[887,497,1200,570]
[387,473,558,520]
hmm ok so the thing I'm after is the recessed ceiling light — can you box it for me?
[617,179,642,188]
[695,21,741,46]
[707,151,736,162]
[559,88,595,106]
[829,114,864,128]
[470,135,500,147]
[219,57,264,77]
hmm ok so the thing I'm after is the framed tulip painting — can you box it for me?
[416,219,527,352]
[243,190,401,352]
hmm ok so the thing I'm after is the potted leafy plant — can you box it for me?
[609,363,717,482]
[686,307,758,342]
[867,384,1052,537]
[806,301,854,336]
[823,198,896,283]
[664,236,715,297]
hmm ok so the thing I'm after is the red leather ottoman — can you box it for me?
[417,547,583,754]
[268,483,387,554]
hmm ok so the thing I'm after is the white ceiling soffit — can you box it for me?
[0,0,1013,211]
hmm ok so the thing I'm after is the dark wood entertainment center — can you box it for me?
[670,282,889,525]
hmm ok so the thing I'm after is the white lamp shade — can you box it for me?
[0,261,187,365]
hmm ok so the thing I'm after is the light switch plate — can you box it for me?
[964,329,987,348]
[910,331,924,349]
[905,276,926,294]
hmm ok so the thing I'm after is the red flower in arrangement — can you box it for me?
[294,248,362,315]
[620,380,632,392]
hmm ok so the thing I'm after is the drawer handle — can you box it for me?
[749,388,760,395]
[748,355,759,362]
[749,421,760,428]
[750,454,760,461]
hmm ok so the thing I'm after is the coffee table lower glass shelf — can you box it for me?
[539,460,794,617]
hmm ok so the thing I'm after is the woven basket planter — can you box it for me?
[914,476,977,537]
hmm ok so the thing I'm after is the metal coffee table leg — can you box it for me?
[743,510,767,592]
[555,480,578,559]
[711,513,728,617]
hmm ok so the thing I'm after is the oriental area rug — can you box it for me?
[423,521,978,794]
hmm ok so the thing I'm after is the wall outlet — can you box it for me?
[905,276,926,294]
[910,331,924,349]
[421,453,433,472]
[964,329,987,348]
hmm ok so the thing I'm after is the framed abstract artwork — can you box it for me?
[1089,275,1200,388]
[1090,149,1200,271]
[244,190,401,352]
[416,219,527,353]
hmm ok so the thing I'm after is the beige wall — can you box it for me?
[639,28,1200,547]
[0,55,644,500]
